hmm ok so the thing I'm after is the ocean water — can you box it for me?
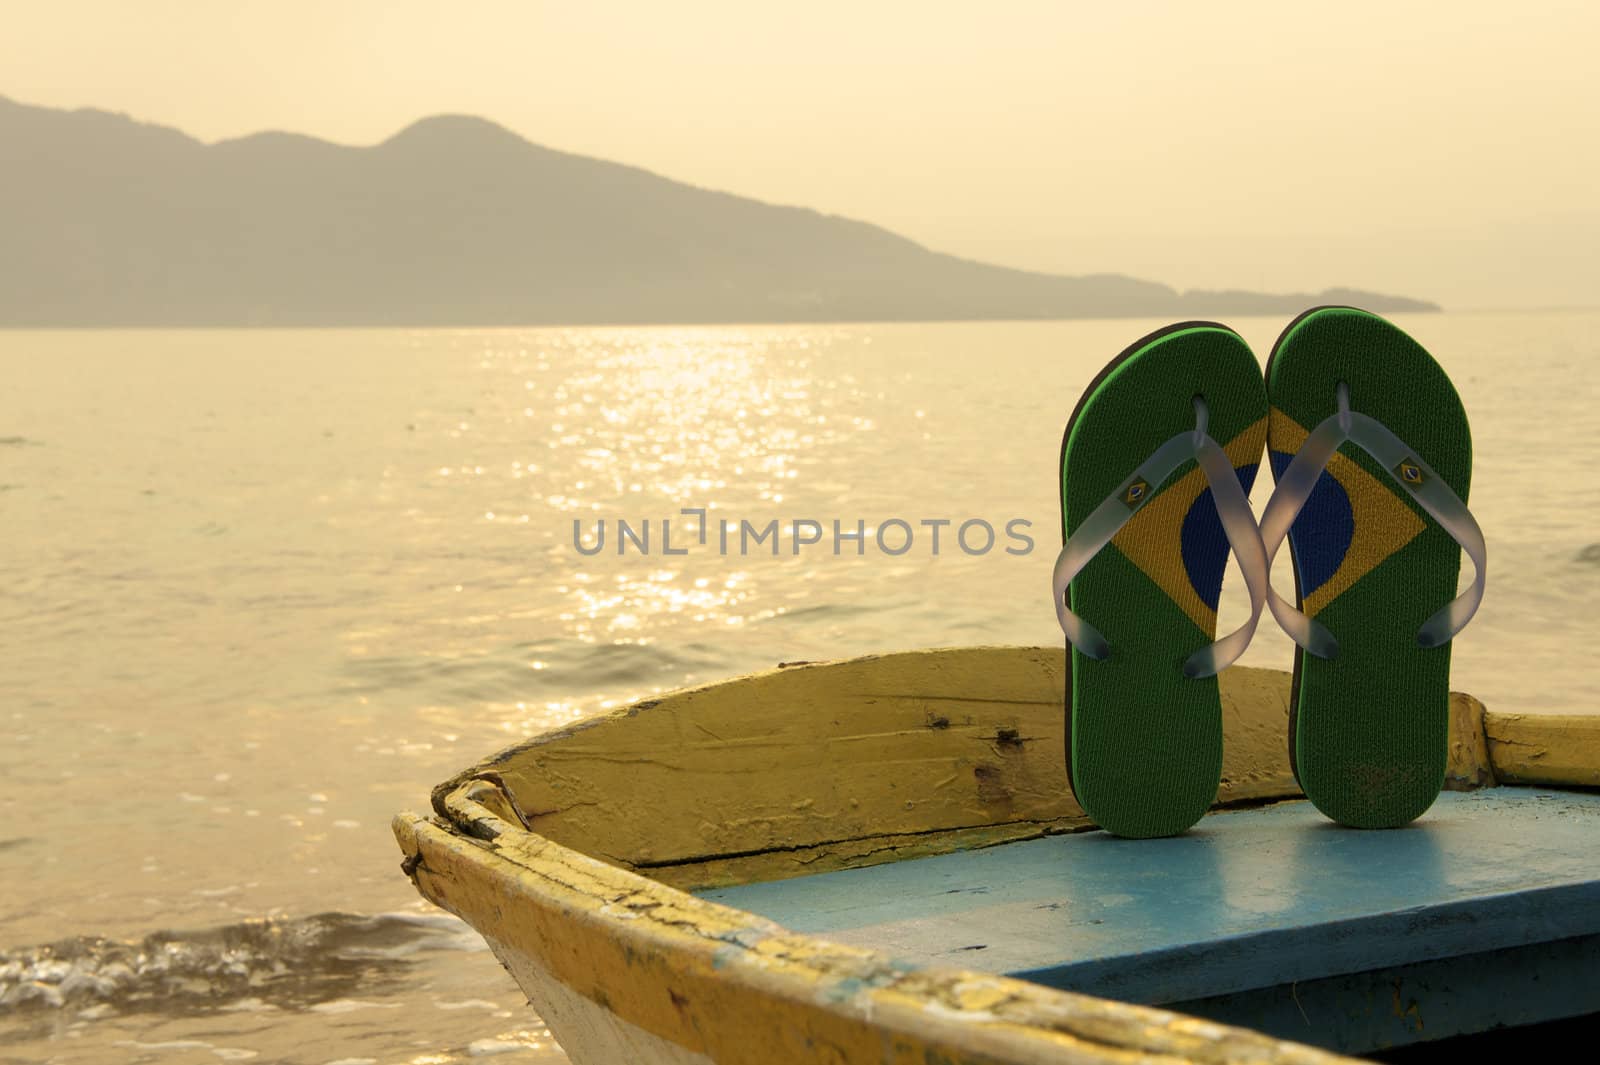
[2,313,1595,1063]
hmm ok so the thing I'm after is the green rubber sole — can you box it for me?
[1267,307,1472,829]
[1060,323,1268,838]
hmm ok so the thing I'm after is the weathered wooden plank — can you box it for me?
[396,794,1360,1065]
[1445,687,1496,789]
[445,646,1100,870]
[1485,711,1600,787]
[697,789,1600,1015]
[432,647,1493,888]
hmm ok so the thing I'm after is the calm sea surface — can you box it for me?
[2,313,1596,1063]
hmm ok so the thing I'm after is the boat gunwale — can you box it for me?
[396,785,1364,1065]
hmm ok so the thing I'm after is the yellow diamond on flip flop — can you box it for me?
[1110,417,1269,635]
[1394,458,1426,488]
[1122,479,1151,509]
[1271,409,1428,618]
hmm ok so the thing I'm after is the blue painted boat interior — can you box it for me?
[696,789,1600,1052]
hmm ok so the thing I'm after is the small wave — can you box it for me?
[559,638,729,686]
[341,637,733,701]
[769,600,901,623]
[0,911,483,1016]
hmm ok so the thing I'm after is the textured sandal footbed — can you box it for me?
[1265,307,1472,829]
[1059,323,1267,838]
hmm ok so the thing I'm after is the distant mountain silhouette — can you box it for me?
[0,96,1438,326]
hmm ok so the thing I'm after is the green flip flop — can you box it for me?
[1054,323,1270,838]
[1262,307,1486,829]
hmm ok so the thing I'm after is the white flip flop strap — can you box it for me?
[1257,416,1348,658]
[1259,398,1486,658]
[1185,437,1270,678]
[1053,401,1268,678]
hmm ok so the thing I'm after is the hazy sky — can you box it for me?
[5,1,1597,309]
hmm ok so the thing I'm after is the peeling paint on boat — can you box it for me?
[394,645,1514,1064]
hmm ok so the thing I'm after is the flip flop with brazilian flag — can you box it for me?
[1054,323,1269,838]
[1261,307,1486,829]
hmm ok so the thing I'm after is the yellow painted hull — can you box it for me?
[393,645,1590,1064]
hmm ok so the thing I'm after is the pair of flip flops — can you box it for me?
[1055,307,1485,838]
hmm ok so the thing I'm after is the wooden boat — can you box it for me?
[392,646,1600,1064]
